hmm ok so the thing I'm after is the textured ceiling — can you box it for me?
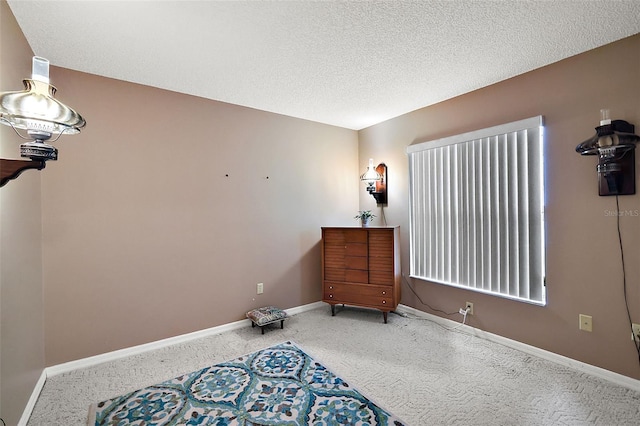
[7,1,640,130]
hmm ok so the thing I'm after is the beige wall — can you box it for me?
[40,67,359,365]
[358,34,640,379]
[0,1,45,424]
[2,0,639,420]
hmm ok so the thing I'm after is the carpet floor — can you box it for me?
[28,305,640,425]
[87,340,405,425]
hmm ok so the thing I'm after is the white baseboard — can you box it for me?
[395,304,640,393]
[18,370,46,426]
[23,300,637,422]
[46,301,324,377]
[46,318,250,377]
[21,301,324,422]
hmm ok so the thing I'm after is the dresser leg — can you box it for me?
[383,311,388,324]
[331,305,335,316]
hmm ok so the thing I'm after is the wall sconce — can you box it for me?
[576,110,639,196]
[0,56,86,187]
[360,158,387,205]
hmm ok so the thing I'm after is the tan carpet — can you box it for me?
[28,306,640,425]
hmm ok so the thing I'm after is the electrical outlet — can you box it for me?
[579,314,592,332]
[257,282,264,294]
[632,323,640,341]
[465,302,474,315]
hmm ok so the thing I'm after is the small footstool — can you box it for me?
[246,306,288,334]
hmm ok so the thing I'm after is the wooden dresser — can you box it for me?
[321,226,400,323]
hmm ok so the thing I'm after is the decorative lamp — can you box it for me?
[360,158,387,205]
[0,56,86,187]
[576,109,639,196]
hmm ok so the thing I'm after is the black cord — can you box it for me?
[401,274,459,316]
[380,205,387,226]
[615,195,640,365]
[0,417,6,426]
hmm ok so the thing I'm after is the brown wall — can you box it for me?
[39,67,359,365]
[358,34,640,379]
[0,1,45,424]
[2,0,639,420]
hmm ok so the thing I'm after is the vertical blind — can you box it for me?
[407,116,545,304]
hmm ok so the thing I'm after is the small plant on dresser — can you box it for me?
[354,210,376,227]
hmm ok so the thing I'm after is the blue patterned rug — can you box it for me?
[88,341,405,425]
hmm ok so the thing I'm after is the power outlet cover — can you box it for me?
[579,314,593,332]
[465,302,474,315]
[632,323,640,341]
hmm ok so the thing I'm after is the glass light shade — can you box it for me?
[360,158,382,181]
[0,79,85,135]
[0,57,85,136]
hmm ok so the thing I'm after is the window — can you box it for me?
[407,116,545,305]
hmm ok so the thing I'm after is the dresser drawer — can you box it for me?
[345,256,368,270]
[368,230,393,256]
[345,243,367,257]
[344,229,368,243]
[368,256,393,272]
[323,282,395,309]
[325,246,367,268]
[323,241,367,265]
[369,270,394,285]
[323,228,368,245]
[325,268,368,283]
[346,270,368,283]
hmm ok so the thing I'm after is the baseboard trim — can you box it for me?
[22,301,324,423]
[282,301,324,316]
[395,304,640,393]
[46,319,248,377]
[17,370,46,426]
[27,300,637,422]
[46,301,324,377]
